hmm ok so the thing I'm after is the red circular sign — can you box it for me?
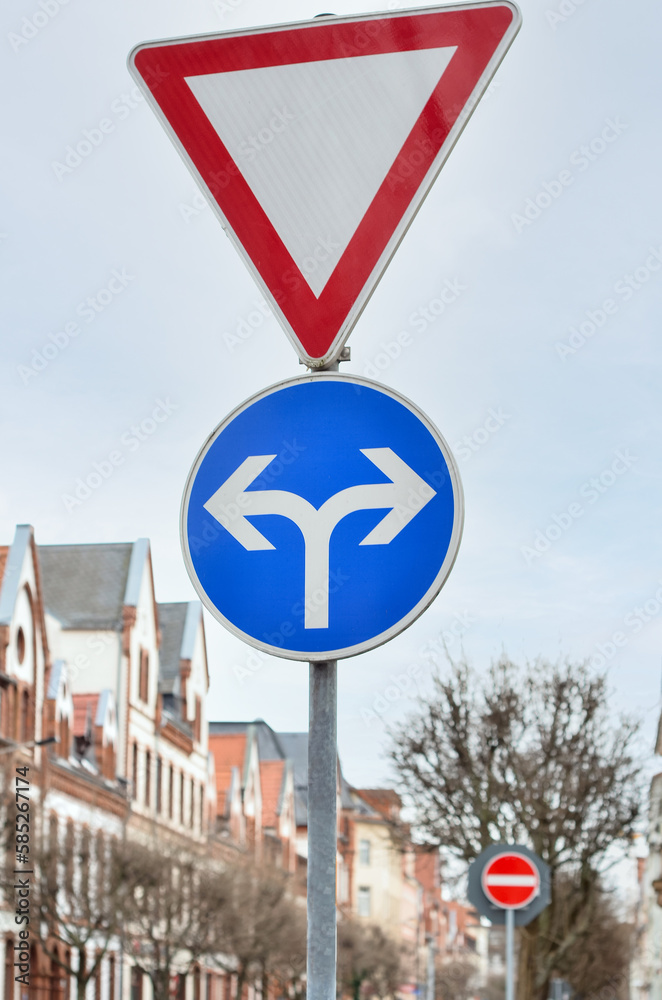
[481,851,540,909]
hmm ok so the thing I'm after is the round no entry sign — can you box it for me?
[481,851,540,909]
[467,843,550,927]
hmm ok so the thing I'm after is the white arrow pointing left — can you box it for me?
[203,447,436,629]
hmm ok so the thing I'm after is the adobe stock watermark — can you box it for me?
[228,566,351,666]
[589,582,662,672]
[51,87,145,181]
[66,632,116,683]
[187,439,308,557]
[545,0,593,31]
[361,610,476,727]
[454,407,511,462]
[521,449,637,565]
[236,107,295,162]
[511,118,628,234]
[223,299,272,353]
[555,245,662,361]
[362,279,466,378]
[17,268,135,386]
[179,190,211,224]
[61,398,179,513]
[211,0,244,20]
[8,0,73,55]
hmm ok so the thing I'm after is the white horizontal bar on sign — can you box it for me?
[485,875,538,886]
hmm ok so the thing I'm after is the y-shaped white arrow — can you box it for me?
[203,448,436,629]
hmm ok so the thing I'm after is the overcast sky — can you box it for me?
[2,0,661,793]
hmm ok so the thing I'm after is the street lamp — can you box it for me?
[0,735,59,755]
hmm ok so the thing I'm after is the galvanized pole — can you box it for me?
[505,908,515,1000]
[425,935,435,1000]
[307,659,338,1000]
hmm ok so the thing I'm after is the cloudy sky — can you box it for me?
[2,0,661,791]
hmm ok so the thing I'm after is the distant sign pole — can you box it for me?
[468,845,550,1000]
[505,908,514,1000]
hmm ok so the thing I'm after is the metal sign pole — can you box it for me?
[307,659,338,1000]
[505,907,514,1000]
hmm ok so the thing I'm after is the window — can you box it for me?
[194,696,202,742]
[200,786,205,833]
[94,953,102,1000]
[4,942,14,1000]
[79,827,91,901]
[156,756,162,814]
[6,685,16,740]
[190,778,195,828]
[130,967,143,1000]
[138,650,149,703]
[60,713,70,759]
[20,689,30,743]
[96,831,106,903]
[168,765,174,820]
[359,839,371,866]
[338,863,349,903]
[64,821,75,895]
[132,744,138,800]
[357,886,371,917]
[16,627,26,664]
[144,751,151,808]
[180,772,185,825]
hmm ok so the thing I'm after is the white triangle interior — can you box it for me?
[186,46,457,297]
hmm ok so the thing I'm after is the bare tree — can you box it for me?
[337,919,403,1000]
[435,958,478,1000]
[29,816,128,1000]
[202,859,306,1000]
[547,875,633,999]
[389,655,642,1000]
[117,838,214,1000]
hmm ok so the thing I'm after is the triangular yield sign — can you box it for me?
[129,4,521,368]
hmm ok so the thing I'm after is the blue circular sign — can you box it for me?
[181,374,463,660]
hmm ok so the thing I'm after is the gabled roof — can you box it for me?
[343,782,377,817]
[39,542,135,629]
[208,732,247,784]
[47,659,67,700]
[208,721,310,822]
[213,763,239,817]
[355,788,402,820]
[276,732,310,827]
[209,719,286,760]
[208,730,252,820]
[158,601,206,693]
[0,526,50,671]
[206,719,350,828]
[158,602,188,692]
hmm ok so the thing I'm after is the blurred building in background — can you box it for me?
[0,525,482,1000]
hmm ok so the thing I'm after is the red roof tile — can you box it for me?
[355,788,401,819]
[260,759,285,828]
[209,734,247,815]
[72,694,100,737]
